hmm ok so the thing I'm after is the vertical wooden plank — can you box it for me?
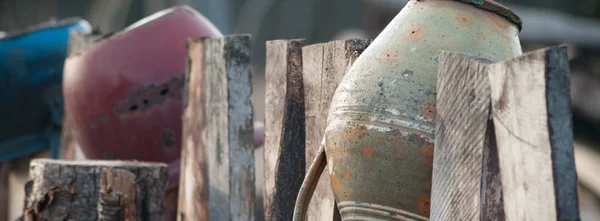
[179,35,255,221]
[430,52,492,221]
[178,38,209,221]
[302,39,371,221]
[0,162,9,221]
[206,35,255,221]
[488,45,579,221]
[263,39,307,221]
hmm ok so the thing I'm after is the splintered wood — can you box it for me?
[264,39,307,221]
[23,159,168,221]
[431,45,579,221]
[178,35,255,221]
[302,39,371,221]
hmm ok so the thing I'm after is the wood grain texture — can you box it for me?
[178,38,209,221]
[23,159,168,221]
[181,35,256,221]
[98,168,137,221]
[263,39,307,221]
[302,39,371,221]
[431,52,492,221]
[488,45,579,221]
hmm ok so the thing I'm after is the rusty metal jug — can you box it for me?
[293,0,523,220]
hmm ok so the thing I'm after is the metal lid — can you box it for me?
[456,0,523,31]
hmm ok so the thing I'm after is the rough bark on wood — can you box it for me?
[302,39,371,221]
[431,52,493,221]
[98,168,137,221]
[488,45,579,221]
[23,159,168,221]
[178,35,255,221]
[263,39,307,221]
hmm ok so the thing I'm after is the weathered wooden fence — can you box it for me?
[16,35,581,221]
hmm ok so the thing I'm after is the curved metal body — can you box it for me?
[63,6,222,164]
[0,18,91,161]
[295,0,523,220]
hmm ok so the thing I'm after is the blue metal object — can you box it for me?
[0,18,92,162]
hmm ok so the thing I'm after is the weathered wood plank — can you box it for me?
[177,37,209,221]
[263,39,307,221]
[179,35,255,221]
[302,39,371,221]
[488,45,579,221]
[431,52,492,221]
[23,159,168,221]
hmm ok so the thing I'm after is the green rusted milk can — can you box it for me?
[293,0,523,220]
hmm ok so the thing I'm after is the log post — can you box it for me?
[301,39,371,221]
[23,159,168,221]
[430,52,493,221]
[178,35,255,221]
[263,39,307,220]
[488,45,579,221]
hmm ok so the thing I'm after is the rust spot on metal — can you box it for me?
[331,175,340,192]
[160,128,177,149]
[343,127,369,140]
[478,32,487,40]
[363,147,374,159]
[417,193,431,216]
[113,76,184,115]
[422,103,436,121]
[405,25,426,40]
[457,15,472,27]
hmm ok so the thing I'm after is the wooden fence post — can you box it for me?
[178,35,255,221]
[301,39,371,221]
[431,52,493,221]
[263,39,307,221]
[430,45,579,221]
[23,159,168,221]
[488,45,579,221]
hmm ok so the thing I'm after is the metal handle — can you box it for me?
[292,142,327,221]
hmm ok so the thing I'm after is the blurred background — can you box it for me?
[1,0,600,220]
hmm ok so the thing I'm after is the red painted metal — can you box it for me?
[63,5,223,164]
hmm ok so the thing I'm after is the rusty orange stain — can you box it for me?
[331,175,340,192]
[363,147,374,159]
[417,193,431,216]
[422,103,436,121]
[344,170,352,180]
[405,25,426,40]
[420,143,434,158]
[343,127,369,140]
[477,32,486,40]
[484,14,511,35]
[457,15,472,27]
[344,191,350,200]
[380,48,398,64]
